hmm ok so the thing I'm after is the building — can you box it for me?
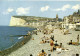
[62,9,80,29]
[56,14,58,22]
[77,9,80,15]
[75,23,80,30]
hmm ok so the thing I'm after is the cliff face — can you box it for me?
[9,16,62,27]
[10,16,26,26]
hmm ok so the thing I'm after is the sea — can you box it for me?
[0,26,35,51]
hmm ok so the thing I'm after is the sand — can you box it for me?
[8,29,80,56]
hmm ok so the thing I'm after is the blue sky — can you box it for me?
[0,1,80,26]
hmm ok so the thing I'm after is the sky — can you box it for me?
[0,0,80,26]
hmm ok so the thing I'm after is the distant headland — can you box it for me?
[9,15,62,28]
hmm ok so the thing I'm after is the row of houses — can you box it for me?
[62,9,80,30]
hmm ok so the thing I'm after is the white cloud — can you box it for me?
[72,4,80,10]
[2,8,14,15]
[7,8,14,13]
[53,4,71,11]
[16,7,30,15]
[41,5,49,12]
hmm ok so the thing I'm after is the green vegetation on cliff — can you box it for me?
[13,16,62,23]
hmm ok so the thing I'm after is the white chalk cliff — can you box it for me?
[10,16,26,26]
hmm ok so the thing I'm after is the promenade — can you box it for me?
[8,29,80,56]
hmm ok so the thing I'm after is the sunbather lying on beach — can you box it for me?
[56,47,69,54]
[28,31,31,35]
[32,37,34,40]
[21,41,25,45]
[68,40,79,45]
[54,40,59,46]
[41,36,46,40]
[40,37,50,44]
[53,43,62,51]
[45,37,50,43]
[40,40,45,44]
[68,35,79,45]
[53,43,69,53]
[48,54,51,56]
[45,37,49,40]
[53,43,67,51]
[38,49,47,56]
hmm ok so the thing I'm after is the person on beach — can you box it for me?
[54,40,59,46]
[56,46,62,54]
[68,40,72,45]
[54,43,69,53]
[21,41,25,45]
[68,40,78,45]
[68,35,79,45]
[41,36,46,42]
[77,35,79,44]
[48,54,51,56]
[28,31,31,35]
[24,36,27,38]
[32,37,34,40]
[50,35,54,41]
[45,37,50,43]
[50,38,54,52]
[60,43,62,48]
[53,43,63,51]
[36,31,38,35]
[38,49,47,56]
[40,39,45,44]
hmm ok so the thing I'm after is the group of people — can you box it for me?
[68,35,79,45]
[50,35,65,52]
[30,49,50,56]
[40,35,66,53]
[40,36,50,44]
[30,28,80,56]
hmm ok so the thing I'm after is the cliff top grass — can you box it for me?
[12,16,53,19]
[12,16,62,22]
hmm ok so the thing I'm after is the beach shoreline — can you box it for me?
[8,29,80,56]
[0,28,80,56]
[0,34,32,56]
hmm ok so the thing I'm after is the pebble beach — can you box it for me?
[8,29,80,56]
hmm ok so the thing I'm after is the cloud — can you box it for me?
[72,4,80,10]
[7,8,14,13]
[53,4,71,11]
[16,7,30,15]
[2,8,14,15]
[41,5,49,12]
